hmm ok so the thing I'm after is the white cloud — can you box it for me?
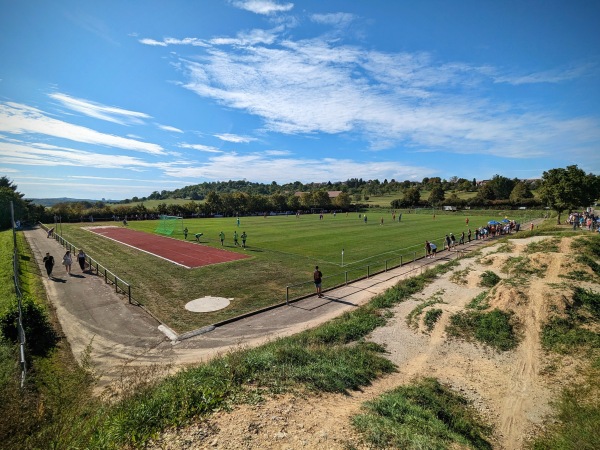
[311,13,356,27]
[493,63,595,85]
[158,124,184,133]
[210,27,282,46]
[49,93,151,125]
[231,0,294,15]
[0,141,157,169]
[0,102,164,155]
[214,133,257,143]
[178,36,600,160]
[161,152,432,183]
[179,143,222,153]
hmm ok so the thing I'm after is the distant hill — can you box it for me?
[26,198,119,207]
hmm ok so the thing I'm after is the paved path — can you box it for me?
[24,225,498,386]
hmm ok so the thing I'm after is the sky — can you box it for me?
[1,0,599,200]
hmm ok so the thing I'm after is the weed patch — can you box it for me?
[447,309,518,351]
[466,290,490,310]
[479,270,501,288]
[352,377,492,449]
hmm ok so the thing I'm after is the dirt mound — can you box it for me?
[147,235,597,450]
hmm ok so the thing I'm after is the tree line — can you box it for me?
[1,166,598,230]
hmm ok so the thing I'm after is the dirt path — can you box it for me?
[144,234,598,449]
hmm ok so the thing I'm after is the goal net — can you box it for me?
[155,215,184,236]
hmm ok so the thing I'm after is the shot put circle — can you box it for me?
[185,296,232,312]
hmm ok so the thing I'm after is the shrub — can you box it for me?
[479,271,500,288]
[0,296,59,357]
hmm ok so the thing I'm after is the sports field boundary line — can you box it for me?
[84,227,192,269]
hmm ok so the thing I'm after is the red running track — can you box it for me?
[87,226,249,268]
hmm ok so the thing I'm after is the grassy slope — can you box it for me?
[51,210,540,332]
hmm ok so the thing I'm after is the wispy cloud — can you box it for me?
[493,62,596,85]
[179,143,223,153]
[49,93,151,125]
[0,102,164,155]
[214,133,257,143]
[311,12,356,27]
[162,151,431,183]
[157,124,183,133]
[231,0,294,16]
[176,35,599,160]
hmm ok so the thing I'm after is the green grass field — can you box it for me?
[52,209,542,333]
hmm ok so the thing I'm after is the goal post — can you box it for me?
[155,215,184,236]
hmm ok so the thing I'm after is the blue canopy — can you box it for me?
[488,220,500,225]
[501,218,510,223]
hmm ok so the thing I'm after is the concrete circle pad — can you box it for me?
[185,296,232,312]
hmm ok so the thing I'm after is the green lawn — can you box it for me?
[51,210,541,333]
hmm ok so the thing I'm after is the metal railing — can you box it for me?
[11,202,27,387]
[39,223,132,303]
[284,235,495,305]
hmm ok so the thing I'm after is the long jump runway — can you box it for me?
[87,227,249,268]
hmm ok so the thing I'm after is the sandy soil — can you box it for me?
[146,235,597,450]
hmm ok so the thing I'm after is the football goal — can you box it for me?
[155,215,184,236]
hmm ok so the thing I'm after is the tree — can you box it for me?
[509,181,534,204]
[539,165,600,224]
[403,186,421,207]
[333,191,351,209]
[428,184,445,206]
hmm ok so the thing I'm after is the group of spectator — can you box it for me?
[568,210,598,231]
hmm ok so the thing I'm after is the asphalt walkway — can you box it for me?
[24,225,497,386]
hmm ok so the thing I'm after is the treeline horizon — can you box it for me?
[2,165,598,229]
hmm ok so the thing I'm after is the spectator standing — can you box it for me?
[219,231,225,246]
[313,266,323,298]
[241,231,247,248]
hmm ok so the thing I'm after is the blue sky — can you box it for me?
[1,0,599,200]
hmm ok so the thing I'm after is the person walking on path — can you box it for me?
[425,240,431,258]
[241,231,247,248]
[184,227,188,240]
[233,231,239,246]
[429,242,437,258]
[62,250,73,276]
[467,229,472,242]
[314,266,323,298]
[219,231,225,246]
[77,249,87,272]
[43,252,55,278]
[459,231,465,245]
[445,234,452,251]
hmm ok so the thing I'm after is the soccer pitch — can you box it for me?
[58,210,540,333]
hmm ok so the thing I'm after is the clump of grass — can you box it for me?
[450,267,471,285]
[494,242,514,253]
[406,290,445,329]
[446,309,519,351]
[479,270,501,288]
[525,238,560,254]
[466,290,490,310]
[352,377,492,450]
[424,309,443,331]
[541,287,600,354]
[531,369,600,449]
